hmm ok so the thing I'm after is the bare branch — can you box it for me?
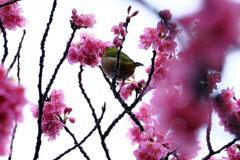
[54,104,106,160]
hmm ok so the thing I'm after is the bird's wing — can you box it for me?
[104,47,134,62]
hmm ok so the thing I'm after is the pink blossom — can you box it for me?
[159,9,172,21]
[0,0,26,32]
[113,36,122,49]
[126,125,142,145]
[133,142,167,160]
[220,88,234,104]
[72,8,77,15]
[156,22,168,34]
[30,104,39,118]
[75,15,84,26]
[207,72,221,94]
[214,88,240,136]
[69,117,75,124]
[70,10,96,28]
[138,34,152,50]
[79,47,99,67]
[51,89,65,104]
[42,120,65,141]
[67,32,111,67]
[130,10,139,17]
[82,14,96,28]
[66,43,79,65]
[111,25,120,35]
[138,103,153,123]
[64,107,72,115]
[120,86,132,100]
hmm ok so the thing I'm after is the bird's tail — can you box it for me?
[134,62,144,67]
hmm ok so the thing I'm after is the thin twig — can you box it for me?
[42,27,77,102]
[7,30,26,77]
[0,18,8,66]
[129,50,157,111]
[8,121,18,160]
[78,65,111,160]
[0,0,20,8]
[202,137,240,160]
[161,147,178,160]
[59,116,90,160]
[34,0,58,159]
[54,104,106,160]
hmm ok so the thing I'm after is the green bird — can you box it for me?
[101,47,144,82]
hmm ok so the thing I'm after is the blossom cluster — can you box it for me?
[118,75,145,100]
[30,89,74,141]
[127,102,200,160]
[70,8,96,29]
[132,5,229,159]
[0,0,26,33]
[111,22,126,48]
[66,32,112,67]
[214,88,240,137]
[0,65,27,156]
[111,6,139,48]
[138,9,180,54]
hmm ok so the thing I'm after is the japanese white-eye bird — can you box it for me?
[101,47,144,82]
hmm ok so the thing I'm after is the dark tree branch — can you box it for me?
[0,18,8,65]
[8,121,18,160]
[63,126,90,160]
[99,65,145,132]
[42,27,77,102]
[54,104,106,160]
[17,49,20,84]
[7,30,26,77]
[206,108,214,154]
[202,137,240,160]
[103,110,126,139]
[59,116,90,160]
[34,0,58,159]
[78,65,111,160]
[129,50,157,111]
[0,0,20,8]
[161,147,178,160]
